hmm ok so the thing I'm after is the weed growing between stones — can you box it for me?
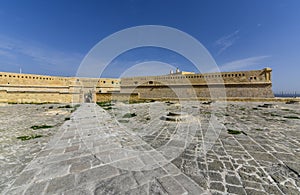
[123,113,137,118]
[17,134,43,141]
[70,104,80,113]
[227,129,247,135]
[118,119,129,123]
[31,125,53,130]
[97,102,112,107]
[271,113,280,117]
[283,116,300,119]
[58,104,80,112]
[96,102,113,110]
[58,105,72,108]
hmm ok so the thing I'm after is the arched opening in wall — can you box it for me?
[84,91,93,103]
[148,81,153,84]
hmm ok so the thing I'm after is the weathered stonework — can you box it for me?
[0,68,274,103]
[121,68,274,99]
[96,92,139,102]
[0,72,120,103]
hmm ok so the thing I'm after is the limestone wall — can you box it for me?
[0,68,274,103]
[0,72,120,103]
[96,92,139,102]
[121,68,272,86]
[120,68,274,99]
[121,83,274,99]
[0,90,75,103]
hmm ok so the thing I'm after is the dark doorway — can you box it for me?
[84,91,93,103]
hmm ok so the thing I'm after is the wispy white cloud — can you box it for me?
[0,35,83,75]
[215,30,240,54]
[0,49,16,59]
[215,55,271,72]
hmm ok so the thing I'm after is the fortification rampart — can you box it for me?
[0,72,120,103]
[0,68,274,103]
[120,68,274,99]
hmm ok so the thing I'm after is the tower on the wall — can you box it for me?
[263,67,272,82]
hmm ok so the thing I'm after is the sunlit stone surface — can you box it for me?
[1,101,300,194]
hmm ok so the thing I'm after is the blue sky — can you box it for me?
[0,0,300,92]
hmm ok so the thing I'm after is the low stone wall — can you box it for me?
[0,90,76,103]
[121,82,274,100]
[96,92,139,102]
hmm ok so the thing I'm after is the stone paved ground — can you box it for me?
[0,104,76,193]
[1,101,300,194]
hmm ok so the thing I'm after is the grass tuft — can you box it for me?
[123,113,137,118]
[283,116,300,119]
[227,129,247,135]
[17,134,43,141]
[97,102,113,110]
[31,125,53,130]
[58,105,72,108]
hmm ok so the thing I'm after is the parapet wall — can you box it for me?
[0,68,274,103]
[121,68,272,86]
[0,72,120,103]
[121,68,274,99]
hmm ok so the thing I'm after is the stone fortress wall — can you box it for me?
[0,68,274,103]
[0,72,120,103]
[121,68,274,99]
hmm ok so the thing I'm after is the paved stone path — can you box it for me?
[0,104,73,193]
[3,103,205,194]
[2,101,300,194]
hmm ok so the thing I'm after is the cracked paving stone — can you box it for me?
[226,185,247,195]
[2,102,300,194]
[208,172,223,182]
[210,182,225,192]
[157,175,187,194]
[46,174,75,194]
[245,188,268,195]
[24,181,48,195]
[76,164,120,186]
[94,173,138,194]
[225,175,242,185]
[208,160,224,171]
